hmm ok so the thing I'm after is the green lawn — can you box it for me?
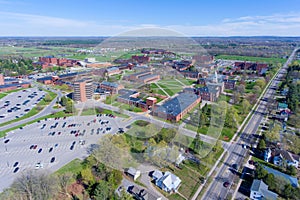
[150,83,168,96]
[215,55,287,64]
[55,158,84,175]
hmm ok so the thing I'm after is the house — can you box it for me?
[250,179,278,200]
[128,185,162,200]
[151,171,181,193]
[264,148,272,162]
[125,167,141,181]
[131,55,150,63]
[179,70,201,79]
[263,166,299,187]
[272,149,299,168]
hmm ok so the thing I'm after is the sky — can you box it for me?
[0,0,300,36]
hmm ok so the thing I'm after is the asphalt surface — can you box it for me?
[0,114,125,192]
[0,88,46,123]
[201,48,299,200]
[0,85,63,132]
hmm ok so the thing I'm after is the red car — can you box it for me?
[223,182,230,188]
[33,145,38,149]
[75,133,78,137]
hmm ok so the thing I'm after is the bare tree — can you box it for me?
[9,170,57,200]
[57,172,73,196]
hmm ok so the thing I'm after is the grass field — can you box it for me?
[55,158,84,175]
[216,55,287,64]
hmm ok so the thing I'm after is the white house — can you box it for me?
[273,149,299,168]
[152,170,181,193]
[250,179,278,200]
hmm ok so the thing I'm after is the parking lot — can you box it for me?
[0,88,46,123]
[0,114,126,192]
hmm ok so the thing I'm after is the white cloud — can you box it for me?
[0,11,300,36]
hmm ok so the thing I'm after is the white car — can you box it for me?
[35,162,43,169]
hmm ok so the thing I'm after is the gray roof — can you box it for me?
[138,74,159,81]
[106,66,119,72]
[100,81,119,88]
[251,179,278,200]
[155,92,199,116]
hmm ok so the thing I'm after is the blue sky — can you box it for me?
[0,0,300,36]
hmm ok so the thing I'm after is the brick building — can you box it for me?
[99,81,124,94]
[152,92,201,122]
[73,78,94,102]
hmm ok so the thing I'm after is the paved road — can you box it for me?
[201,48,299,200]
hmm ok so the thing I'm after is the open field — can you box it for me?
[216,55,287,64]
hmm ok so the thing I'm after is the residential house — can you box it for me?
[106,66,121,76]
[151,171,181,193]
[264,148,272,162]
[250,179,278,200]
[272,149,299,168]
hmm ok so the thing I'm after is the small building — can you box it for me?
[180,70,201,79]
[146,97,157,108]
[250,179,278,200]
[0,82,31,92]
[117,89,148,111]
[196,85,220,102]
[151,171,181,193]
[277,103,288,111]
[125,167,141,181]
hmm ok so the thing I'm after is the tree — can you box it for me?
[225,106,240,128]
[257,139,266,150]
[60,96,68,106]
[80,168,95,186]
[241,99,251,114]
[253,85,262,95]
[265,123,281,142]
[264,173,276,190]
[256,79,266,89]
[286,165,297,176]
[44,94,52,102]
[57,172,72,195]
[90,181,110,200]
[65,101,75,113]
[232,91,241,104]
[60,84,69,91]
[255,164,268,179]
[10,170,57,200]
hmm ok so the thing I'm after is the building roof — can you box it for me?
[138,74,159,82]
[106,66,119,72]
[152,170,163,180]
[37,76,53,81]
[274,149,295,162]
[251,179,278,200]
[126,167,140,176]
[155,92,199,116]
[160,171,181,191]
[100,81,119,88]
[0,82,30,89]
[197,85,219,94]
[263,166,299,187]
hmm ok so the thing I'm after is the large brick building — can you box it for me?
[0,74,4,85]
[99,81,124,94]
[152,92,201,122]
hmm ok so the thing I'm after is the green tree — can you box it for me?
[286,165,297,176]
[256,79,266,89]
[225,106,240,128]
[265,123,281,142]
[65,101,75,113]
[44,94,52,102]
[255,164,268,179]
[241,99,251,114]
[90,181,110,200]
[253,85,262,95]
[257,139,266,150]
[60,96,68,106]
